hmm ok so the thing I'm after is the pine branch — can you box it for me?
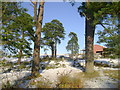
[99,23,108,29]
[28,31,35,41]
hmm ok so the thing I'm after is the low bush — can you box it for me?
[0,59,7,66]
[2,80,13,88]
[112,65,120,68]
[36,80,52,88]
[111,64,120,68]
[56,74,83,88]
[103,70,120,80]
[22,61,30,65]
[18,64,26,69]
[29,78,52,88]
[45,66,56,70]
[1,62,13,68]
[83,71,100,79]
[94,62,109,67]
[76,70,100,80]
[61,64,66,68]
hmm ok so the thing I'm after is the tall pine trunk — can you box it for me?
[51,44,54,58]
[54,42,57,58]
[32,1,44,76]
[85,18,95,73]
[17,30,24,65]
[17,49,22,64]
[71,43,74,59]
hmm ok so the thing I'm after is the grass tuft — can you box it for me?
[29,78,52,88]
[83,71,100,79]
[2,80,14,88]
[103,70,120,80]
[36,80,52,88]
[56,74,83,88]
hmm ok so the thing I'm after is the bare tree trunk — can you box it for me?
[85,17,95,73]
[32,1,44,76]
[17,49,22,64]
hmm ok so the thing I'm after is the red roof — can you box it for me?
[93,45,105,53]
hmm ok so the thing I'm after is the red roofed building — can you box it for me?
[94,45,106,55]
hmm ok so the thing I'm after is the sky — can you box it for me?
[21,2,104,55]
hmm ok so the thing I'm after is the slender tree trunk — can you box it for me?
[17,49,22,64]
[51,44,54,58]
[17,30,24,65]
[55,42,57,58]
[85,17,95,73]
[71,43,74,59]
[32,1,44,76]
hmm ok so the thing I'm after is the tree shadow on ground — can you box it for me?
[66,59,85,72]
[39,59,51,71]
[1,60,52,88]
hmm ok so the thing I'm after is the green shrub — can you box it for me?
[41,59,49,62]
[22,61,30,65]
[18,64,26,69]
[0,59,7,66]
[13,62,18,66]
[45,65,56,70]
[1,61,13,67]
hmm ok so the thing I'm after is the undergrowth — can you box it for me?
[103,70,120,80]
[29,77,52,88]
[56,71,83,88]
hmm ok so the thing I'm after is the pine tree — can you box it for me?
[77,2,120,73]
[2,3,33,64]
[97,16,120,58]
[66,32,79,59]
[42,19,65,58]
[1,2,33,64]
